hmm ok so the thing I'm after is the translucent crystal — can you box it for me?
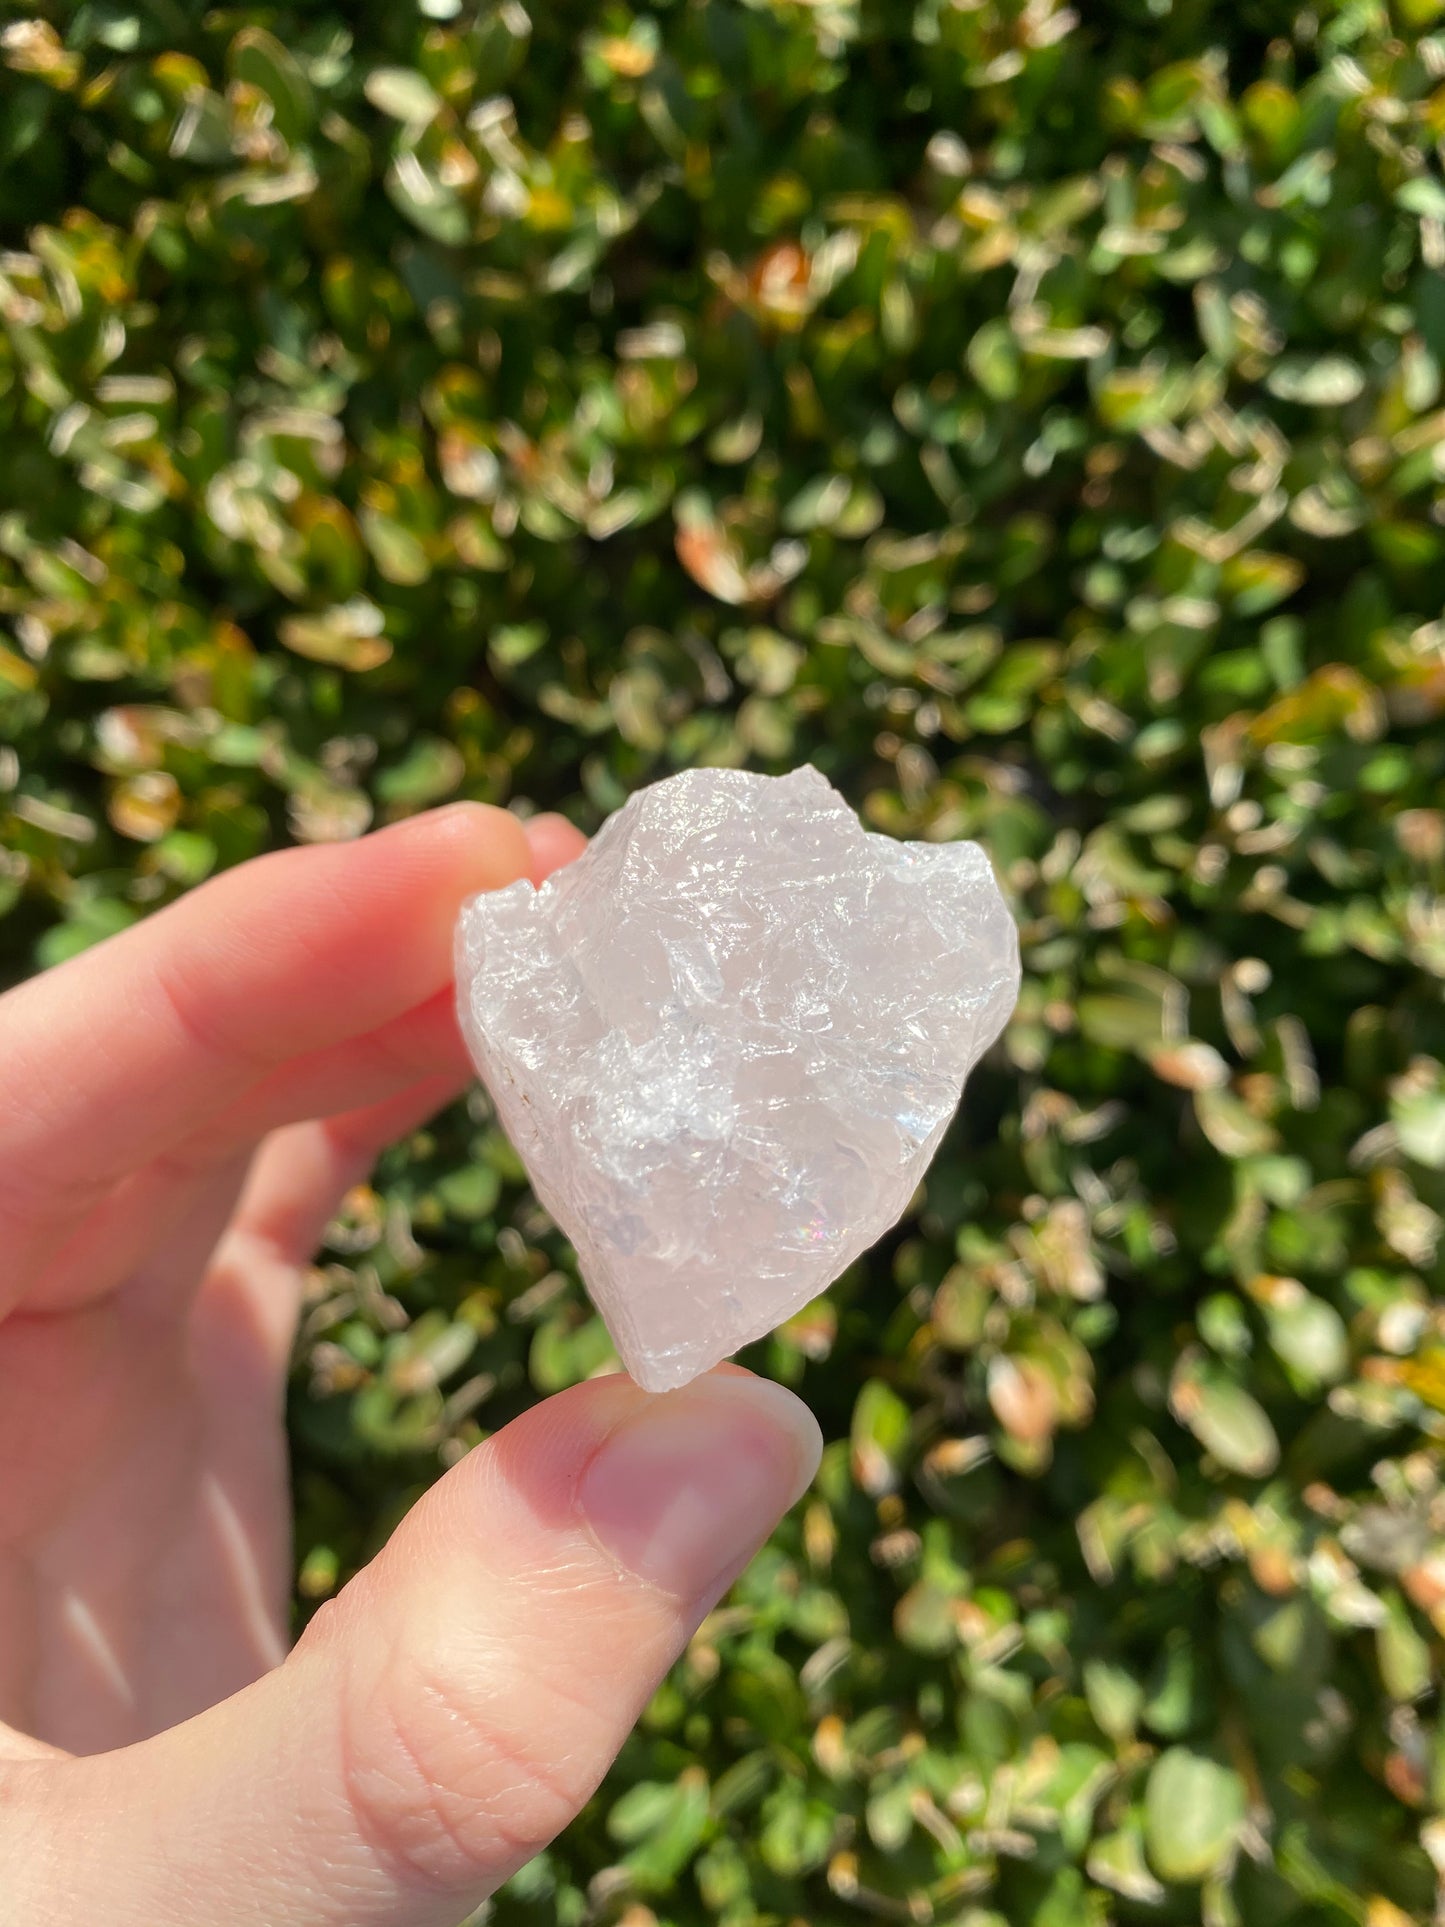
[455,766,1020,1392]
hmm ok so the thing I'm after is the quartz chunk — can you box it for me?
[455,766,1019,1392]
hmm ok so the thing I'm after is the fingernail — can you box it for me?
[578,1374,822,1606]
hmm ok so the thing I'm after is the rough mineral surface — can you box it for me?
[455,765,1020,1392]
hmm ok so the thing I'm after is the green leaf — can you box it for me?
[1393,1086,1445,1169]
[1170,1353,1280,1476]
[278,602,392,671]
[850,1378,911,1495]
[895,1577,962,1653]
[384,150,470,244]
[1084,1658,1145,1743]
[1265,356,1366,406]
[1397,176,1445,221]
[434,1163,501,1221]
[375,736,464,808]
[1262,1288,1349,1389]
[608,1777,684,1842]
[529,1311,617,1394]
[1219,550,1305,616]
[1144,1633,1209,1739]
[360,506,431,584]
[169,87,234,167]
[1088,1821,1166,1902]
[1194,1086,1281,1158]
[1376,1588,1431,1702]
[758,1783,834,1877]
[634,1767,710,1886]
[364,67,444,127]
[1076,991,1166,1052]
[228,27,314,146]
[967,318,1021,400]
[1144,1749,1247,1884]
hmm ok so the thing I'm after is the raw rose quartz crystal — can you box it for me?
[455,765,1019,1391]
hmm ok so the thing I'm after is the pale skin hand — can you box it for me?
[0,803,821,1927]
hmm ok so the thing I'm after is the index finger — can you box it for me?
[0,803,533,1306]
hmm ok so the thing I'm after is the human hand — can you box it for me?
[0,803,822,1926]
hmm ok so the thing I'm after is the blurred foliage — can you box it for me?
[4,0,1445,1922]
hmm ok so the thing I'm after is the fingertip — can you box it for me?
[689,1367,824,1508]
[570,1367,822,1604]
[376,801,534,896]
[523,812,588,885]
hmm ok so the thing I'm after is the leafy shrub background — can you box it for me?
[4,1,1445,1921]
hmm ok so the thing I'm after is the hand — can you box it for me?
[0,803,821,1927]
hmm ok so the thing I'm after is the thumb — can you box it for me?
[15,1369,820,1927]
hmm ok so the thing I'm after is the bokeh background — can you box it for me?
[4,2,1445,1921]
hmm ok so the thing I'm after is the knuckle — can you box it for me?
[0,1156,104,1240]
[151,948,275,1077]
[338,1636,601,1894]
[295,1588,361,1655]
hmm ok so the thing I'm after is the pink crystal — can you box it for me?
[456,766,1019,1391]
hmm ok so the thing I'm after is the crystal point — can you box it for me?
[455,766,1020,1392]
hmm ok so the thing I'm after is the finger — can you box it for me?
[199,816,585,1162]
[228,1077,459,1272]
[0,803,532,1306]
[179,990,465,1173]
[17,1371,822,1927]
[524,811,587,883]
[187,1074,463,1380]
[9,809,585,1311]
[29,996,465,1314]
[69,1079,470,1746]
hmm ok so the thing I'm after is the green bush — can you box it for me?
[4,1,1445,1921]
